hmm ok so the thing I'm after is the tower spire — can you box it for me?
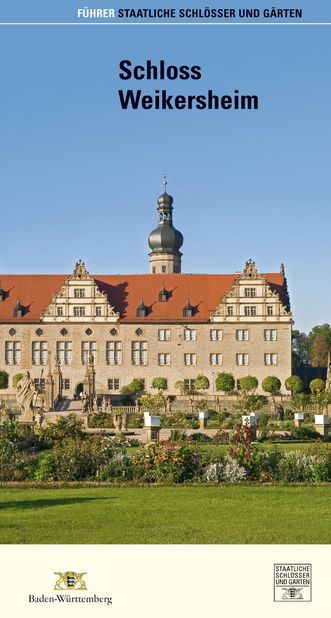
[148,179,184,274]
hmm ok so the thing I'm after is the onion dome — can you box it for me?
[148,178,183,254]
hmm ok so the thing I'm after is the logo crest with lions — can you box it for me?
[54,571,87,590]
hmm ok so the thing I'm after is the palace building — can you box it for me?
[0,182,292,403]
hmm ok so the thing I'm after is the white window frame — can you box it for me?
[106,341,122,365]
[158,353,171,366]
[81,341,97,365]
[264,353,277,366]
[184,328,197,341]
[244,306,257,317]
[5,341,21,365]
[108,378,120,390]
[158,329,171,341]
[184,353,197,366]
[131,341,148,366]
[210,353,222,366]
[74,306,86,317]
[57,341,72,365]
[236,353,249,366]
[32,341,48,365]
[236,329,249,341]
[264,329,277,341]
[210,329,222,341]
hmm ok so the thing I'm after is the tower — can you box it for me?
[148,179,184,274]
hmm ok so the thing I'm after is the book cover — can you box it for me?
[0,1,330,615]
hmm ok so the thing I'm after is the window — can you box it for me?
[106,341,122,365]
[244,288,256,298]
[74,288,85,298]
[267,305,274,316]
[236,329,249,341]
[61,379,70,391]
[184,328,197,341]
[5,341,21,365]
[264,329,277,341]
[236,353,249,366]
[227,306,234,316]
[81,341,96,364]
[95,306,102,317]
[158,353,171,366]
[158,329,171,341]
[184,379,195,391]
[34,378,45,391]
[74,306,86,317]
[57,341,72,365]
[210,353,222,366]
[108,378,120,391]
[132,341,148,365]
[136,303,147,318]
[183,302,194,317]
[184,353,197,366]
[57,306,63,317]
[244,306,257,317]
[159,288,169,302]
[264,353,277,366]
[32,341,48,365]
[210,329,222,341]
[161,265,167,273]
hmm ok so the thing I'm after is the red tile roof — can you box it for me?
[0,273,285,323]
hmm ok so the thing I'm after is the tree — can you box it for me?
[239,375,258,394]
[139,392,166,414]
[262,376,281,405]
[215,372,235,395]
[284,375,304,395]
[195,375,210,392]
[0,370,9,390]
[152,377,168,392]
[234,394,267,415]
[174,380,185,394]
[292,330,309,369]
[307,324,331,367]
[12,373,24,388]
[309,378,326,394]
[121,379,145,402]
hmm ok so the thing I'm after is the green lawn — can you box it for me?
[0,485,330,544]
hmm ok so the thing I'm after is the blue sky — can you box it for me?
[0,1,330,333]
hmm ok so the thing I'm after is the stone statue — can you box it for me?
[15,371,37,422]
[113,414,122,435]
[81,392,89,413]
[276,403,284,421]
[121,411,128,432]
[92,397,99,413]
[101,396,109,414]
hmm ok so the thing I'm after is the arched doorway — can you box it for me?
[75,382,84,397]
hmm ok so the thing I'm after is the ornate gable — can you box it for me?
[40,260,120,323]
[210,259,292,323]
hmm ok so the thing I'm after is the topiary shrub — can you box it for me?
[189,432,212,443]
[12,373,23,388]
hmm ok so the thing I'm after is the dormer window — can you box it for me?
[159,287,169,302]
[13,301,24,318]
[57,307,63,317]
[183,302,194,318]
[136,301,148,318]
[0,288,5,302]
